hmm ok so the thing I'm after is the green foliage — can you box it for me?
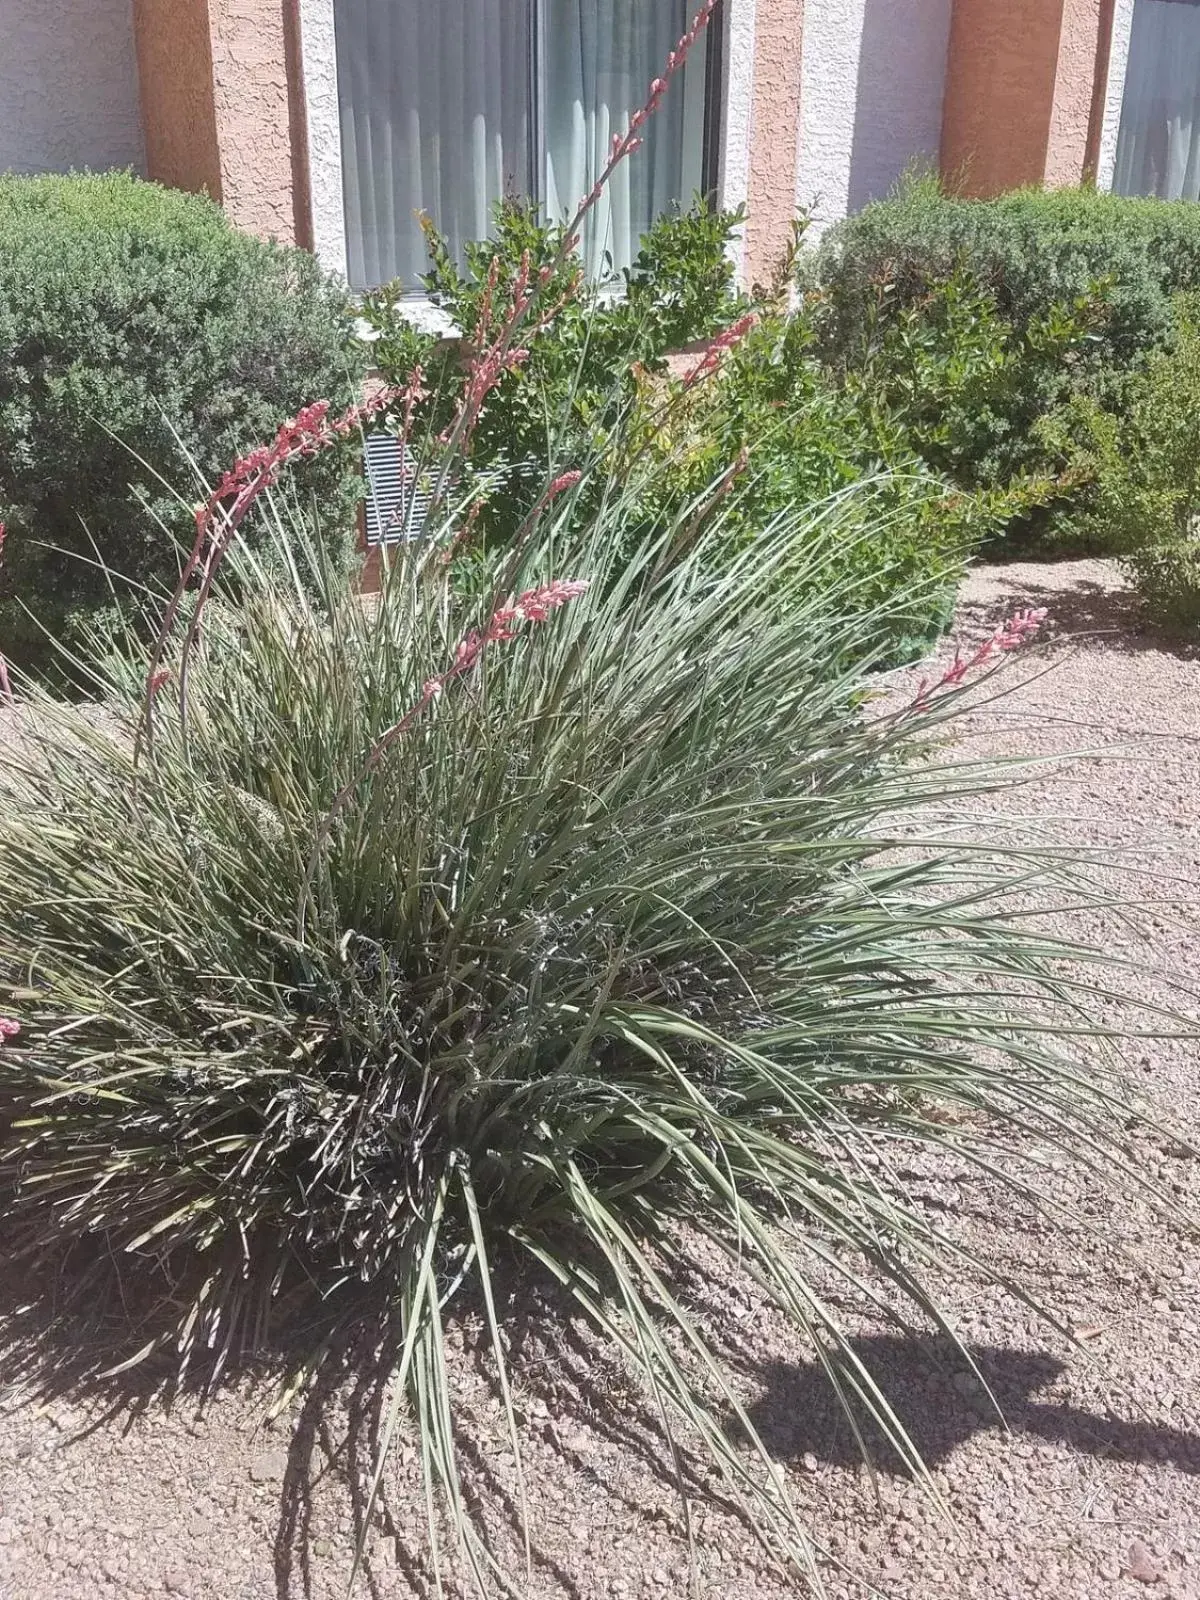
[359,196,747,546]
[0,465,1172,1587]
[1058,295,1200,633]
[805,176,1200,548]
[827,261,1104,491]
[0,172,366,661]
[628,297,1042,658]
[363,199,1032,658]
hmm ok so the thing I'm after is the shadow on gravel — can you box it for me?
[960,575,1198,662]
[0,1239,660,1600]
[748,1334,1200,1479]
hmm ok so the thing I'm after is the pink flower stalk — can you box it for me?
[545,470,584,501]
[195,385,410,577]
[680,313,759,390]
[419,578,591,718]
[0,1018,19,1042]
[909,607,1049,712]
[569,0,717,236]
[299,579,591,932]
[139,376,421,753]
[373,579,588,752]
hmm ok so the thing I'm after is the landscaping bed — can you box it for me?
[0,560,1195,1600]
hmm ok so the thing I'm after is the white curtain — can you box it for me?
[1113,0,1200,200]
[543,0,708,280]
[334,0,707,290]
[335,0,533,289]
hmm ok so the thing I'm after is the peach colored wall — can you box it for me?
[940,0,1064,195]
[940,0,1112,196]
[208,0,298,239]
[133,0,307,243]
[1045,0,1105,186]
[132,0,222,200]
[744,0,806,289]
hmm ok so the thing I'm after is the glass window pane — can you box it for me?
[334,0,534,290]
[1113,0,1200,200]
[542,1,710,279]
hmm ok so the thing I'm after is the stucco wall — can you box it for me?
[209,0,300,240]
[0,0,144,176]
[941,0,1063,194]
[1045,0,1106,186]
[299,0,348,275]
[744,0,806,284]
[795,0,954,236]
[134,0,305,244]
[133,0,221,200]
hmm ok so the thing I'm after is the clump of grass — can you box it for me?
[0,7,1191,1585]
[0,453,1185,1588]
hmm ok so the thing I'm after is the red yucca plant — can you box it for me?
[0,6,1191,1595]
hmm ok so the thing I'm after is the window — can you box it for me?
[1113,0,1200,200]
[333,0,716,291]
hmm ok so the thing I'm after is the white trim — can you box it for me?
[298,0,349,280]
[1096,0,1137,192]
[719,0,758,282]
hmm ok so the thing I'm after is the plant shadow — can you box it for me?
[959,566,1200,662]
[0,1230,705,1600]
[746,1333,1200,1480]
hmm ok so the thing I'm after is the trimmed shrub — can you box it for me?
[805,176,1200,546]
[1060,294,1200,633]
[0,172,366,661]
[811,176,1200,375]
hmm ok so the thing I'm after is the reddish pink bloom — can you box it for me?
[546,470,583,500]
[194,385,408,570]
[0,1018,20,1041]
[909,607,1049,712]
[141,376,421,747]
[148,669,171,696]
[362,580,589,754]
[680,314,759,390]
[0,520,7,556]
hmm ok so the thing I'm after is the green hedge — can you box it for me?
[811,177,1200,371]
[0,172,365,663]
[803,179,1200,552]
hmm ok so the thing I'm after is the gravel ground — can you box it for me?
[0,559,1198,1600]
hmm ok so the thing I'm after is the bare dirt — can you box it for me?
[0,559,1197,1600]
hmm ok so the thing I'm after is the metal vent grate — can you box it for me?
[363,431,436,545]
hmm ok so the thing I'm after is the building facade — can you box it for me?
[0,0,1194,292]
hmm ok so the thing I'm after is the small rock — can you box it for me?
[249,1449,288,1484]
[1127,1540,1162,1585]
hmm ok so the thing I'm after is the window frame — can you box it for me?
[298,0,737,304]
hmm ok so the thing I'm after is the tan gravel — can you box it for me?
[0,558,1198,1600]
